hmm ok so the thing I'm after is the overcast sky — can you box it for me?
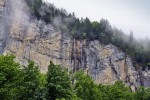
[43,0,150,39]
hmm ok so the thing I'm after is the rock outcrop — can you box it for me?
[0,0,150,89]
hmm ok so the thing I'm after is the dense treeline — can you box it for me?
[25,0,150,69]
[0,55,150,100]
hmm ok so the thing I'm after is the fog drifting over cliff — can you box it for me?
[43,0,150,39]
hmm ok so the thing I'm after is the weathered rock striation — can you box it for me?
[0,0,150,89]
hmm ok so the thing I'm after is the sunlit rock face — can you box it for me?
[0,0,150,89]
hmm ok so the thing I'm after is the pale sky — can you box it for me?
[43,0,150,39]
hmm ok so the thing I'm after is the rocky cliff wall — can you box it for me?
[0,0,150,89]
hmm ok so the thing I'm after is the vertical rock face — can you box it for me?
[0,0,8,53]
[0,0,150,88]
[76,41,141,89]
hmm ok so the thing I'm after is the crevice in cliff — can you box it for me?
[60,32,64,66]
[109,57,120,80]
[137,64,144,86]
[124,55,138,91]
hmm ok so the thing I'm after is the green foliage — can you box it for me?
[18,61,41,99]
[74,70,102,100]
[0,55,21,99]
[106,81,133,100]
[0,55,150,100]
[0,55,46,100]
[46,61,72,100]
[26,0,42,18]
[134,86,150,100]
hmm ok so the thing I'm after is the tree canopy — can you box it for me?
[0,55,150,100]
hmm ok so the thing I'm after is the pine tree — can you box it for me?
[129,30,134,43]
[18,61,41,99]
[46,61,72,100]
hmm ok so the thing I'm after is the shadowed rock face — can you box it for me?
[0,0,29,53]
[0,0,150,89]
[0,0,9,53]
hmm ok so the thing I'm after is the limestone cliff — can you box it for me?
[0,0,150,89]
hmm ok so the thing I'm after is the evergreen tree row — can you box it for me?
[0,55,150,100]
